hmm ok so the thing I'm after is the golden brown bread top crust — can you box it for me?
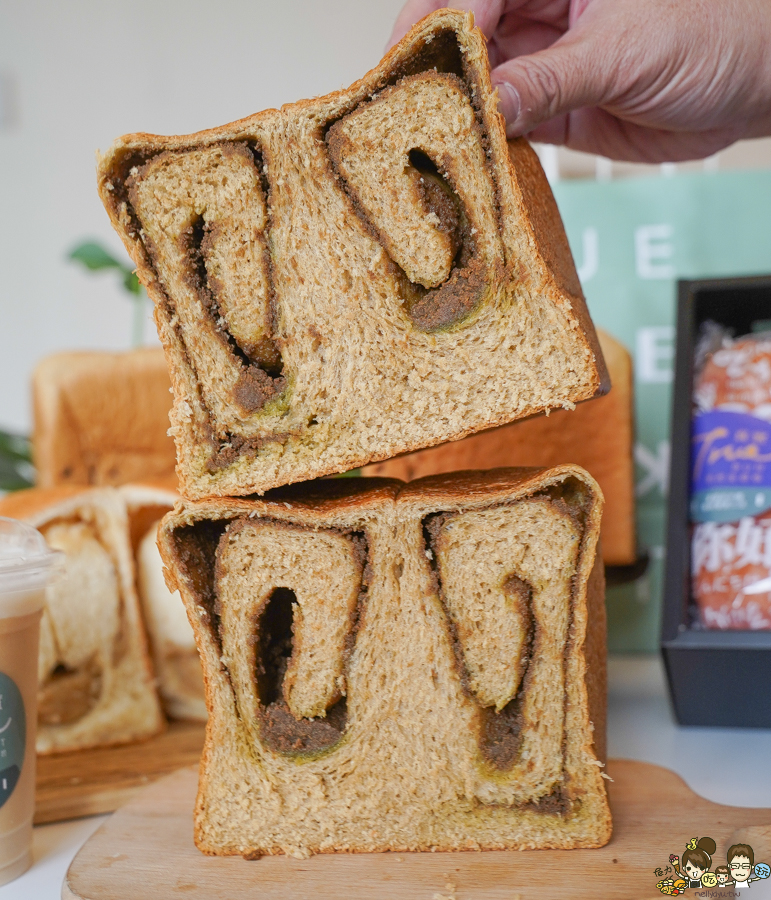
[163,467,602,531]
[403,464,603,513]
[0,486,95,523]
[163,477,405,532]
[32,348,176,489]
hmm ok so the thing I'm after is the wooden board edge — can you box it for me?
[35,783,148,826]
[62,759,771,900]
[34,719,205,825]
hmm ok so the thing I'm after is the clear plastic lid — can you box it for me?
[0,516,63,612]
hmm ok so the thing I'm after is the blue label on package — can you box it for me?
[0,672,25,810]
[691,410,771,523]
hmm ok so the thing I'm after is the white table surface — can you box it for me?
[2,653,771,899]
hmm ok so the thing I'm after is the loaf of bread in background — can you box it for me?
[159,468,610,856]
[366,328,635,565]
[121,482,206,720]
[98,9,608,500]
[33,348,176,488]
[0,487,164,753]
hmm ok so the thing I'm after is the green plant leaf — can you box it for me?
[69,238,145,312]
[0,429,31,463]
[69,241,125,271]
[123,269,142,295]
[0,463,34,492]
[0,429,34,492]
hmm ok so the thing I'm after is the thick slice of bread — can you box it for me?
[98,9,608,500]
[158,469,610,856]
[121,483,206,721]
[365,329,636,565]
[33,348,176,488]
[0,487,164,754]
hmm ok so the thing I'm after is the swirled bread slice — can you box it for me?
[0,487,164,754]
[121,483,207,721]
[98,9,608,500]
[366,329,636,565]
[158,468,609,856]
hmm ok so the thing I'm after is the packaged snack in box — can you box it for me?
[691,326,771,629]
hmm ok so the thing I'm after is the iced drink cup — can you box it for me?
[0,516,61,886]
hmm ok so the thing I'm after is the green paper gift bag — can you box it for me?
[553,170,771,651]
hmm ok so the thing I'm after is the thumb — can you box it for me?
[491,38,611,138]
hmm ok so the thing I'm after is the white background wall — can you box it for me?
[3,1,771,436]
[0,0,404,433]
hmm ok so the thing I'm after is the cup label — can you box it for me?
[0,672,25,810]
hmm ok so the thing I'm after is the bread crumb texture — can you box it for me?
[158,466,611,855]
[98,9,606,500]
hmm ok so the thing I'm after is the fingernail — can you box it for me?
[493,80,521,128]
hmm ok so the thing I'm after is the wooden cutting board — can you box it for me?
[63,759,771,900]
[34,719,205,825]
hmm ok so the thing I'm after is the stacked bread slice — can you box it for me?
[97,9,607,500]
[96,7,612,855]
[160,469,610,855]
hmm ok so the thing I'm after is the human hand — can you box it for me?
[387,0,771,163]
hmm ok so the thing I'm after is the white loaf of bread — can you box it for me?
[32,348,176,489]
[121,483,207,721]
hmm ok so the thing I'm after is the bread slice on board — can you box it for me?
[98,9,608,500]
[121,482,207,721]
[0,487,164,754]
[366,328,636,565]
[32,348,176,489]
[158,468,610,856]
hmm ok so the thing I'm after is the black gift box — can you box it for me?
[662,275,771,728]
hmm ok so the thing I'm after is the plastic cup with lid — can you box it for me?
[0,516,63,886]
